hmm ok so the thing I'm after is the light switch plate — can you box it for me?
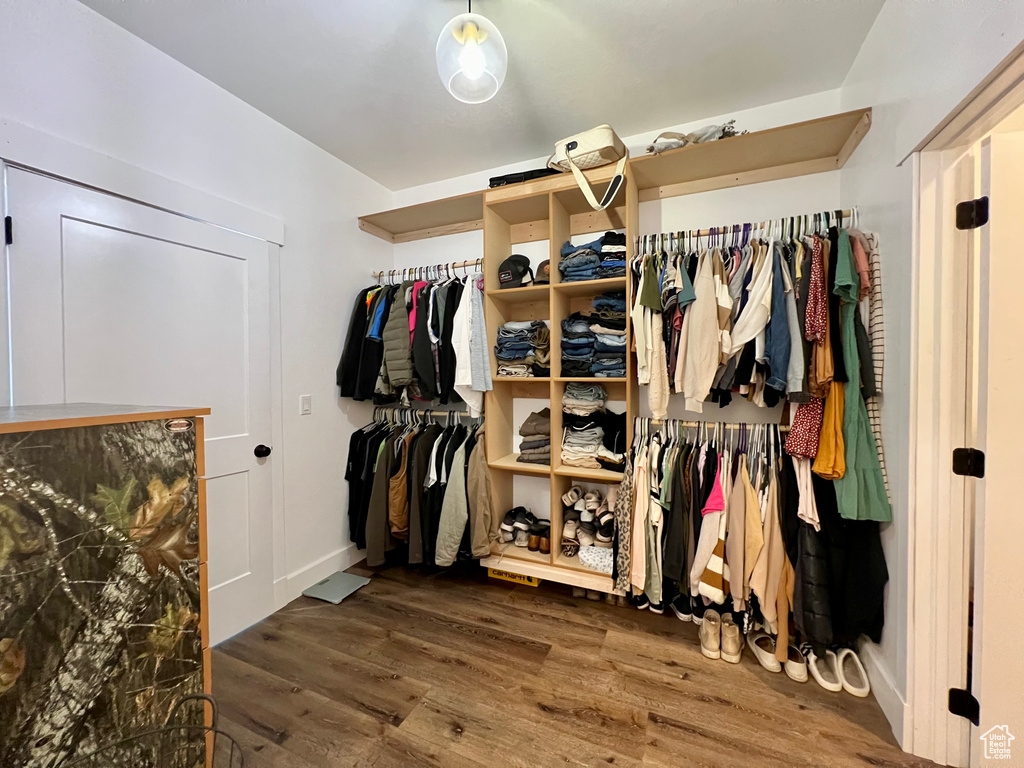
[300,395,312,415]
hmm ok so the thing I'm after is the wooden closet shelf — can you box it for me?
[489,544,552,566]
[357,109,870,243]
[552,277,627,296]
[479,553,618,593]
[554,465,624,483]
[489,454,553,475]
[556,377,627,383]
[486,284,550,302]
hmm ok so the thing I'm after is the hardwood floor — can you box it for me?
[212,563,935,768]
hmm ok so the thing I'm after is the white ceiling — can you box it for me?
[79,0,884,191]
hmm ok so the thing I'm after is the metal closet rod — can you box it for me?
[372,258,483,283]
[640,207,857,241]
[643,419,791,432]
[373,405,481,421]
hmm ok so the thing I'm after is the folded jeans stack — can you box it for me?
[558,249,600,283]
[561,312,597,377]
[590,290,627,378]
[598,231,627,278]
[517,407,551,465]
[495,320,549,378]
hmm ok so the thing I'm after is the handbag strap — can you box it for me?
[565,151,629,211]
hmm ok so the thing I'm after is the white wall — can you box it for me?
[838,0,1024,743]
[0,0,394,614]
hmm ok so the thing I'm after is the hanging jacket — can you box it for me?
[466,424,496,558]
[438,280,464,403]
[435,429,469,566]
[793,523,833,655]
[355,287,393,401]
[338,286,375,397]
[382,281,415,387]
[412,284,437,399]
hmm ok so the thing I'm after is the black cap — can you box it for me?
[498,254,534,288]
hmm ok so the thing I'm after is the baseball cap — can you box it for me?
[498,254,534,288]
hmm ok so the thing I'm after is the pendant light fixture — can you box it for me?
[436,1,507,104]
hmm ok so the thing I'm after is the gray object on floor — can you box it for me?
[301,571,370,604]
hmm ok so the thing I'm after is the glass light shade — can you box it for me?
[436,12,507,104]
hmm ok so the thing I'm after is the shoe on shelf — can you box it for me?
[837,648,870,697]
[649,601,665,615]
[500,509,517,542]
[749,631,782,673]
[528,534,540,552]
[580,508,596,523]
[699,609,722,660]
[596,503,614,527]
[669,594,692,622]
[577,521,596,547]
[563,508,581,523]
[561,539,579,558]
[595,523,614,548]
[720,614,743,663]
[628,592,650,611]
[562,518,578,541]
[784,645,808,682]
[513,508,536,531]
[561,485,584,507]
[584,490,603,510]
[514,529,530,547]
[539,535,551,555]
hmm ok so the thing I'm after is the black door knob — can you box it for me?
[254,444,272,458]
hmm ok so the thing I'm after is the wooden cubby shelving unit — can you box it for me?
[357,108,872,593]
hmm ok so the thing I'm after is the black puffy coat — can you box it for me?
[793,522,832,655]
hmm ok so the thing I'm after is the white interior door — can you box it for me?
[3,166,275,644]
[969,133,1024,765]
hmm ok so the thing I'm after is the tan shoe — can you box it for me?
[720,614,743,663]
[699,609,722,660]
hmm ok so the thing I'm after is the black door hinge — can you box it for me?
[956,196,989,230]
[3,216,11,246]
[948,688,980,726]
[952,448,985,478]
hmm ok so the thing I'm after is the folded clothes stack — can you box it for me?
[561,383,605,469]
[590,290,627,378]
[598,231,627,278]
[558,249,600,282]
[517,407,551,465]
[563,382,606,415]
[495,320,550,378]
[559,485,615,561]
[560,312,596,377]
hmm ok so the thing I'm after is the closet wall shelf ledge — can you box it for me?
[556,377,627,383]
[357,109,870,243]
[492,376,551,383]
[479,553,620,594]
[486,284,551,301]
[553,465,624,483]
[488,544,552,566]
[552,277,627,296]
[489,454,553,475]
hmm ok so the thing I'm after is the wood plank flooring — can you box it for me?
[213,563,936,768]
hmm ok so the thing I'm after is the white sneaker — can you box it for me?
[699,609,722,660]
[784,645,808,683]
[837,648,871,697]
[806,649,843,692]
[749,631,781,673]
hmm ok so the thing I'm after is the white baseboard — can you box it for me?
[859,640,911,748]
[276,544,365,607]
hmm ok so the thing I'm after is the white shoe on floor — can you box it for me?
[837,648,871,697]
[806,648,843,692]
[749,631,781,673]
[699,609,722,660]
[784,645,808,683]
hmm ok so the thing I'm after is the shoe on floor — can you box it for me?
[649,601,665,615]
[784,645,808,682]
[669,594,692,622]
[690,596,706,626]
[586,589,602,602]
[720,614,743,663]
[562,485,584,507]
[699,609,722,660]
[805,647,842,692]
[749,631,782,673]
[628,593,650,610]
[837,648,870,697]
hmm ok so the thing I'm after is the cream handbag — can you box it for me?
[548,124,628,211]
